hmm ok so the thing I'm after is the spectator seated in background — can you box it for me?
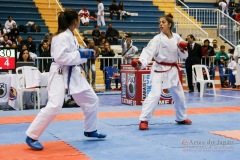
[83,36,89,46]
[106,23,119,45]
[38,33,52,54]
[0,23,6,42]
[78,6,90,26]
[43,33,52,43]
[1,35,12,47]
[216,45,230,88]
[4,16,16,33]
[92,25,101,46]
[26,36,36,54]
[39,40,51,57]
[215,45,230,66]
[118,1,131,21]
[98,37,106,51]
[99,31,106,43]
[16,35,24,52]
[4,43,11,48]
[109,0,118,20]
[17,49,33,62]
[11,42,17,49]
[39,41,52,72]
[8,23,19,42]
[17,44,37,61]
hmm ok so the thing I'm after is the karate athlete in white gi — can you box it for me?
[233,45,240,88]
[25,9,106,151]
[131,14,192,130]
[96,0,105,26]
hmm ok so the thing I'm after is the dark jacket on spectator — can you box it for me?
[100,49,115,70]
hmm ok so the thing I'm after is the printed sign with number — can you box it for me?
[0,48,17,70]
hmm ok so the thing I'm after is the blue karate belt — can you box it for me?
[67,65,88,96]
[67,66,73,96]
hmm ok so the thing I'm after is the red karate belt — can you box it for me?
[154,61,180,73]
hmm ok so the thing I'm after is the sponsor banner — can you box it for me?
[142,74,151,100]
[142,74,173,105]
[0,75,11,103]
[127,73,136,99]
[121,64,181,105]
[121,73,126,98]
[121,98,137,105]
[0,83,8,103]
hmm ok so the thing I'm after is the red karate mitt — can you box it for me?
[131,59,142,69]
[178,41,188,52]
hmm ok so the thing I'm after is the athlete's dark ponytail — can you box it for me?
[54,9,78,36]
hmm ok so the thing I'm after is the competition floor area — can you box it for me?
[0,89,240,160]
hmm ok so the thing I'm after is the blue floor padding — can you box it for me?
[0,89,240,160]
[0,123,59,144]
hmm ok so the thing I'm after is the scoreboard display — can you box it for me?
[0,48,17,71]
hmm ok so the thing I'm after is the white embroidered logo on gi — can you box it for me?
[127,73,136,99]
[9,87,17,100]
[0,83,7,98]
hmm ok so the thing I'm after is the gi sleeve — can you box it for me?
[138,37,158,69]
[51,35,87,66]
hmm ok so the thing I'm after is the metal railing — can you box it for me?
[47,0,86,47]
[174,8,209,40]
[34,57,124,73]
[177,0,189,12]
[34,56,226,73]
[176,0,240,47]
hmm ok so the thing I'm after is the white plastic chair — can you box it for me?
[16,66,41,110]
[192,65,216,98]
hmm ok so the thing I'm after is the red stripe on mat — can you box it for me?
[0,140,91,160]
[0,106,240,124]
[210,130,240,141]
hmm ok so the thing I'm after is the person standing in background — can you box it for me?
[96,0,105,26]
[226,0,230,16]
[219,0,228,17]
[121,38,138,64]
[185,34,202,92]
[86,40,100,90]
[212,39,220,54]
